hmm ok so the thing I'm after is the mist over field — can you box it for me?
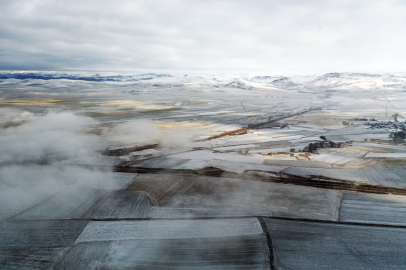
[0,111,113,219]
[2,0,406,269]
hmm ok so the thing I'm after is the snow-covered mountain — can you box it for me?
[302,73,406,91]
[2,71,406,91]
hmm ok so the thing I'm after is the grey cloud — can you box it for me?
[1,0,406,72]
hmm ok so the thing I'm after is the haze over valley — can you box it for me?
[2,0,406,269]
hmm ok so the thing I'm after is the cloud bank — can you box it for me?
[0,111,112,220]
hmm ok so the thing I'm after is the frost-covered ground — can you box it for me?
[2,72,406,269]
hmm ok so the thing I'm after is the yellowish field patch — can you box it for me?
[101,100,172,110]
[101,100,143,107]
[0,99,64,106]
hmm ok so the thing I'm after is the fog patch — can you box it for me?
[0,108,35,129]
[0,112,112,220]
[159,127,210,150]
[100,119,209,156]
[102,119,159,145]
[159,128,194,150]
[1,112,101,164]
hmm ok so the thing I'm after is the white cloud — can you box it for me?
[1,0,406,73]
[0,112,111,219]
[1,112,100,164]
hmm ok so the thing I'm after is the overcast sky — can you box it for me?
[1,0,406,73]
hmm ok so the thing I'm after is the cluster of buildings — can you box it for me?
[364,120,406,132]
[292,140,346,153]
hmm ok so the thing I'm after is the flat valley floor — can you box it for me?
[2,72,406,269]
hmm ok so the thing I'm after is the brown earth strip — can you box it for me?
[199,107,320,141]
[115,164,406,196]
[102,144,159,156]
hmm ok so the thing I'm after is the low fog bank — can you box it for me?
[102,119,159,144]
[0,111,113,220]
[1,112,102,164]
[0,109,209,219]
[102,119,207,151]
[0,108,36,129]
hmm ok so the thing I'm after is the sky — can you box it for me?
[1,0,406,73]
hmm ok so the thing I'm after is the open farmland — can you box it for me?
[2,72,406,269]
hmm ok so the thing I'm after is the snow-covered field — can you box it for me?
[2,71,406,207]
